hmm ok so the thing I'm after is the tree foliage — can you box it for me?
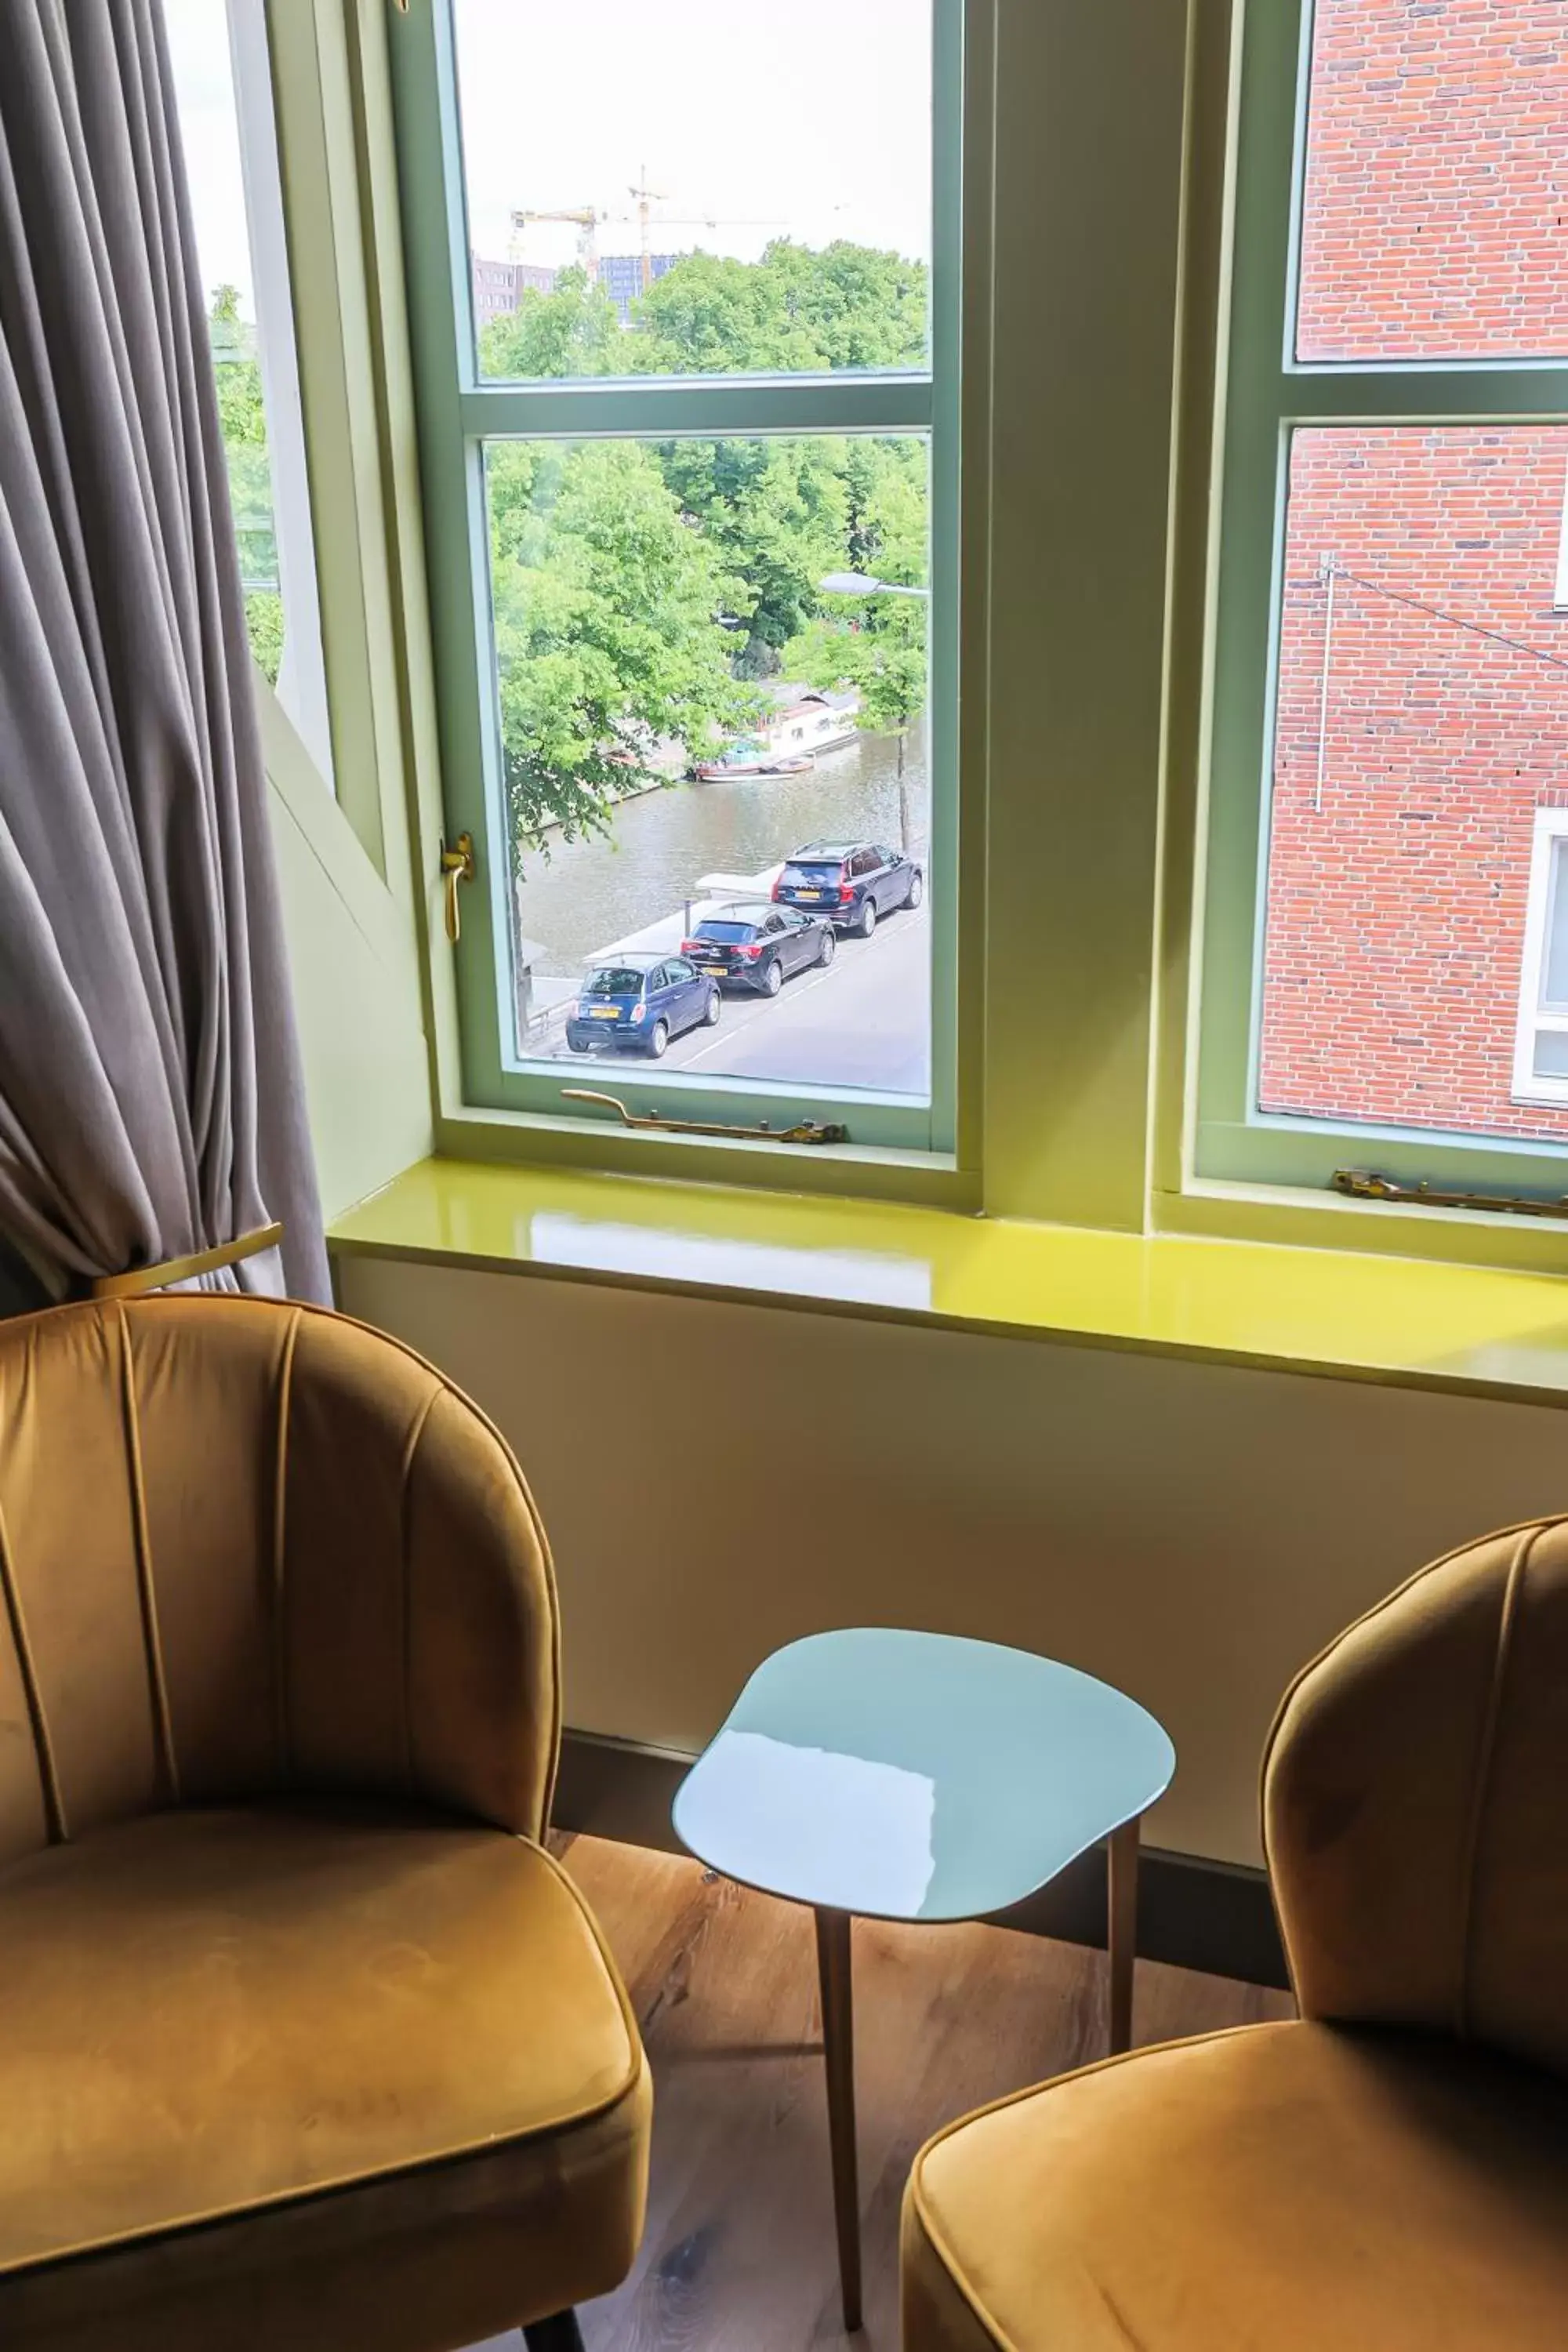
[478,266,620,383]
[487,439,759,848]
[474,243,933,863]
[207,285,282,684]
[786,601,927,740]
[781,434,929,749]
[202,243,934,840]
[630,240,927,376]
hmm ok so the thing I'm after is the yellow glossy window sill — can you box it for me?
[328,1158,1568,1408]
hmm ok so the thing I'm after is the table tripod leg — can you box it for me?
[1108,1814,1141,2055]
[814,1905,862,2332]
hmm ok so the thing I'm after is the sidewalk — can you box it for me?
[521,864,785,1053]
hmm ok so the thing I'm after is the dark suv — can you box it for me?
[772,841,924,938]
[681,901,835,995]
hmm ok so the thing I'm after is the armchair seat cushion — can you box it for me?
[0,1803,649,2350]
[903,2019,1568,2352]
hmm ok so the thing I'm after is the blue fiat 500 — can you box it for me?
[564,953,720,1059]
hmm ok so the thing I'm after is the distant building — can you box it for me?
[470,255,556,330]
[471,250,683,331]
[596,252,681,325]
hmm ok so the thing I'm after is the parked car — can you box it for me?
[564,953,720,1058]
[772,841,924,937]
[681,901,835,996]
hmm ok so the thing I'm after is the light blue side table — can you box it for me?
[673,1628,1176,2332]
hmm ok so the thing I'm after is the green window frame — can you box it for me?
[385,0,970,1161]
[1196,0,1568,1200]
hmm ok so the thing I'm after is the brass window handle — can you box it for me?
[562,1089,848,1145]
[441,833,475,945]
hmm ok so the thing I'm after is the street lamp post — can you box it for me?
[818,570,931,600]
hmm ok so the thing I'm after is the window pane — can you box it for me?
[483,435,931,1098]
[452,0,933,381]
[1296,0,1568,364]
[1544,841,1568,1007]
[1258,425,1568,1143]
[1533,1029,1568,1080]
[165,0,334,782]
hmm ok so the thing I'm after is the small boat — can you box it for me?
[694,740,815,781]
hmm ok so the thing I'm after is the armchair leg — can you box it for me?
[523,2314,586,2351]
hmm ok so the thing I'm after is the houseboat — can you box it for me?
[693,687,861,780]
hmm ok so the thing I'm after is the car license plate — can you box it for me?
[797,888,822,899]
[701,964,726,977]
[590,1007,619,1019]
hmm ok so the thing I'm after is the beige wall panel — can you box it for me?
[982,0,1188,1226]
[269,779,431,1224]
[336,1254,1568,1869]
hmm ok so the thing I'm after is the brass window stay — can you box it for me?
[561,1090,848,1146]
[1334,1169,1568,1221]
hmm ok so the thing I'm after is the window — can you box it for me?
[389,0,961,1152]
[165,0,333,786]
[1198,0,1568,1193]
[1513,809,1568,1102]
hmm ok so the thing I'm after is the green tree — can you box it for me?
[488,440,758,853]
[470,243,933,843]
[786,598,927,847]
[630,240,928,375]
[207,284,282,683]
[241,588,285,682]
[783,432,930,846]
[477,267,619,380]
[655,437,849,677]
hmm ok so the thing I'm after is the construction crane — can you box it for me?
[512,189,789,295]
[509,207,601,278]
[626,170,788,289]
[627,169,668,294]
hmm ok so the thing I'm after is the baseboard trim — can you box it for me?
[554,1729,1289,1991]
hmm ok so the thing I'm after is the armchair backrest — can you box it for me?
[1265,1515,1568,2078]
[0,1298,560,1868]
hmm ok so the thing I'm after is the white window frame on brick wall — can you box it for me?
[1555,462,1568,612]
[1511,808,1568,1107]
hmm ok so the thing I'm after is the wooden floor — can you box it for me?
[470,1835,1293,2352]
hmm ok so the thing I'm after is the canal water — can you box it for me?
[513,722,932,977]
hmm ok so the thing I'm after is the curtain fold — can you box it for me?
[0,0,328,1305]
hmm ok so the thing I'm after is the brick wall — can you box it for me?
[1298,0,1568,361]
[1259,0,1568,1146]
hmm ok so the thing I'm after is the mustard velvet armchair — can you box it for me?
[0,1296,650,2352]
[902,1518,1568,2350]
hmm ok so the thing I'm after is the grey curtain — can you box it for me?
[0,0,328,1305]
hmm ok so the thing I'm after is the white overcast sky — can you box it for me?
[452,0,932,270]
[164,0,254,310]
[161,1,932,318]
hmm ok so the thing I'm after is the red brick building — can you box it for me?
[1256,0,1568,1143]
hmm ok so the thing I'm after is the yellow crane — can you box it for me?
[509,207,601,278]
[512,186,789,296]
[626,169,786,289]
[627,168,670,294]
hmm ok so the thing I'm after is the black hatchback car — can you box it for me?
[772,841,924,937]
[681,900,835,996]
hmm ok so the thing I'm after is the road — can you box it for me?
[516,725,931,976]
[550,899,931,1095]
